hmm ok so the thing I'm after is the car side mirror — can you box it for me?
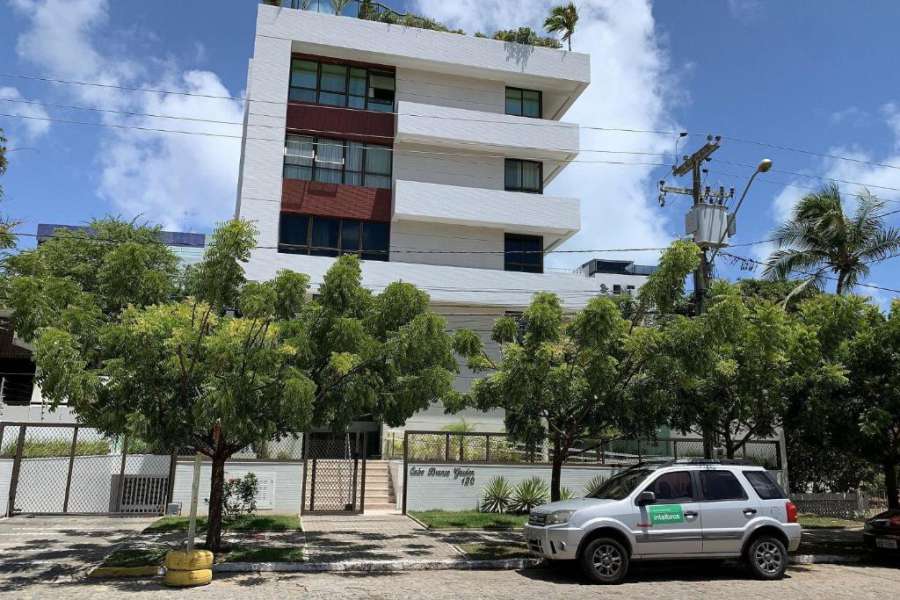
[637,491,657,507]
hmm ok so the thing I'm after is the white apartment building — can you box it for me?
[236,4,653,436]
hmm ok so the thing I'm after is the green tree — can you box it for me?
[0,128,17,251]
[663,282,813,460]
[452,241,699,501]
[543,2,579,51]
[844,302,900,508]
[764,183,900,295]
[23,220,461,551]
[330,0,351,15]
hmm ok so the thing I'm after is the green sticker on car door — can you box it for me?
[647,504,684,525]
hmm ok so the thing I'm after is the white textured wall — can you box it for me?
[396,68,505,114]
[393,144,505,191]
[170,460,302,516]
[0,459,11,516]
[405,464,620,512]
[390,221,504,270]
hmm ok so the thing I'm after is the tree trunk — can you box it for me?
[885,461,899,510]
[702,424,717,459]
[835,272,846,296]
[205,453,227,553]
[550,436,563,502]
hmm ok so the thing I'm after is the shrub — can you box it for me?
[223,473,258,518]
[492,27,562,49]
[584,474,608,497]
[0,439,110,458]
[480,476,513,513]
[559,486,577,500]
[511,477,549,513]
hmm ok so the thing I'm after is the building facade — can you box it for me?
[236,4,652,435]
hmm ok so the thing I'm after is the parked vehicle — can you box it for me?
[523,460,801,584]
[864,509,900,554]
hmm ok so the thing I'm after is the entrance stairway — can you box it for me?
[364,460,396,512]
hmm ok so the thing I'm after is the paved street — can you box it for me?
[0,516,156,594]
[1,562,898,599]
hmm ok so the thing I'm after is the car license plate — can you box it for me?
[876,538,898,549]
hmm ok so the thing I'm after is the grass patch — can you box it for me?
[410,510,527,530]
[144,514,301,534]
[458,541,532,561]
[101,545,168,568]
[799,514,864,529]
[219,545,305,563]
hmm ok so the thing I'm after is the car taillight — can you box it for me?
[786,501,798,524]
[890,515,900,528]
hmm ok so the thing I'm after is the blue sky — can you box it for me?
[1,0,899,304]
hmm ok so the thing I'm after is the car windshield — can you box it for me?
[589,469,653,500]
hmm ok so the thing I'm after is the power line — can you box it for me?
[711,158,900,195]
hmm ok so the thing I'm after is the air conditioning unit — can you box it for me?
[685,203,735,248]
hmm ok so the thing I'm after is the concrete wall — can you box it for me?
[170,460,303,516]
[396,68,505,115]
[404,463,620,512]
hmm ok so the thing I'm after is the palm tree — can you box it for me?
[544,2,579,51]
[764,183,900,295]
[330,0,351,15]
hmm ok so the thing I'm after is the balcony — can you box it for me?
[392,179,579,238]
[395,100,579,162]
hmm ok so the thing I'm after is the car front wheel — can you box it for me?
[746,536,788,580]
[579,537,630,585]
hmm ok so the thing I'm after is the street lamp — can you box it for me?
[708,158,773,263]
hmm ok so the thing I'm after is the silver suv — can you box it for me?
[523,460,801,584]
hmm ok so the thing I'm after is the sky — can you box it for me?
[1,0,900,306]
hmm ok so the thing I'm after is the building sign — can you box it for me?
[408,466,475,487]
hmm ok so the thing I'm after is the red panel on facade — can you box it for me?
[281,179,392,222]
[286,103,395,145]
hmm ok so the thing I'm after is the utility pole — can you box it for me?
[659,135,733,315]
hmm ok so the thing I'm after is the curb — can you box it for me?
[792,554,866,565]
[214,557,545,573]
[88,565,163,578]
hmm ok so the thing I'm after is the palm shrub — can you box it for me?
[511,477,549,513]
[559,486,576,500]
[584,474,608,497]
[544,2,579,51]
[480,476,513,513]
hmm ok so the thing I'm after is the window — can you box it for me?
[289,58,395,112]
[644,471,696,502]
[278,214,389,261]
[743,471,786,500]
[588,469,653,500]
[505,233,543,273]
[699,470,748,501]
[504,159,543,193]
[284,135,392,189]
[505,87,542,118]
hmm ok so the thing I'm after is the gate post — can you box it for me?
[7,426,27,517]
[299,432,308,515]
[402,430,409,515]
[165,451,178,507]
[114,436,129,513]
[359,432,367,514]
[62,427,79,513]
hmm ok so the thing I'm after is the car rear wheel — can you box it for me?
[746,536,788,580]
[579,537,629,585]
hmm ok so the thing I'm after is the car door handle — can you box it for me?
[743,508,757,516]
[684,511,698,518]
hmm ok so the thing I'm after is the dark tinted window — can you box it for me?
[699,470,748,501]
[645,471,695,502]
[279,214,309,250]
[504,159,542,193]
[283,135,392,190]
[310,217,340,256]
[362,222,389,260]
[289,59,394,112]
[505,87,542,118]
[589,469,653,501]
[278,216,388,262]
[505,234,543,273]
[743,471,786,500]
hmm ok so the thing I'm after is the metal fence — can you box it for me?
[1,422,175,516]
[792,492,888,520]
[398,431,781,470]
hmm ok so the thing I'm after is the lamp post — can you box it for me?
[708,158,772,265]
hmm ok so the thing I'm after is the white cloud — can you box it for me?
[0,86,51,140]
[829,106,868,126]
[413,0,681,267]
[10,0,243,230]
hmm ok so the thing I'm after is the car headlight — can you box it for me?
[545,510,575,525]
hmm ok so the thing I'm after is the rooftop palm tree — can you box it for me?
[763,183,900,295]
[544,2,579,51]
